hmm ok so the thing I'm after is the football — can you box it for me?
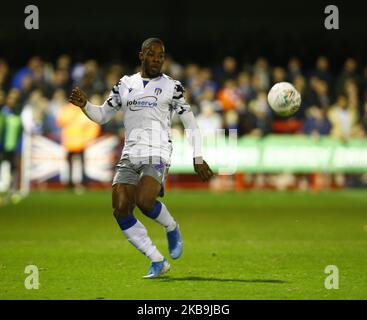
[267,82,301,117]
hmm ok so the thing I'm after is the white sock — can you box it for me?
[123,219,164,262]
[155,202,177,232]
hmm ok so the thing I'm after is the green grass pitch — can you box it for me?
[1,190,367,299]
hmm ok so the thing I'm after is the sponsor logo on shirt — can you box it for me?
[127,96,158,111]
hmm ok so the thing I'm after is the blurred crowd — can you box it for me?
[1,53,367,193]
[1,54,367,145]
[1,54,367,152]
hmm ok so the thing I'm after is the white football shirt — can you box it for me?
[105,72,191,164]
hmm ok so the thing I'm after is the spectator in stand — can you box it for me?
[272,66,287,84]
[12,56,42,89]
[310,56,333,89]
[217,79,241,111]
[309,77,330,109]
[248,91,269,116]
[293,74,312,119]
[162,55,184,81]
[303,106,331,137]
[252,57,270,91]
[0,59,11,92]
[105,65,124,93]
[48,68,72,94]
[0,90,22,194]
[183,64,201,101]
[198,88,222,113]
[343,78,361,115]
[199,68,218,94]
[336,57,360,97]
[293,75,309,104]
[196,101,222,138]
[361,101,367,136]
[361,66,367,100]
[247,91,272,136]
[190,67,217,102]
[43,89,68,142]
[0,90,5,107]
[237,100,255,136]
[21,89,48,135]
[214,56,238,86]
[287,57,303,82]
[183,63,200,93]
[18,74,34,104]
[71,59,85,85]
[2,89,22,115]
[237,71,256,101]
[57,100,101,192]
[328,94,360,141]
[56,54,71,71]
[13,56,51,96]
[0,90,5,161]
[223,109,239,133]
[78,59,106,96]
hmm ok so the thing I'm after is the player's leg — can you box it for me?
[136,171,183,260]
[113,183,166,261]
[136,175,176,231]
[6,151,17,193]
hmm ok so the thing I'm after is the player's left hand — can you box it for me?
[193,157,214,182]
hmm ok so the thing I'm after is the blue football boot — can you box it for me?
[143,258,170,279]
[166,224,183,259]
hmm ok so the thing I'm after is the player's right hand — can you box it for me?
[69,87,87,108]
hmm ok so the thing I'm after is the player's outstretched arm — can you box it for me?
[179,111,214,182]
[173,80,213,182]
[68,86,117,124]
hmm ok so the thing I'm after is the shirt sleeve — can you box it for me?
[171,80,191,115]
[172,80,203,158]
[82,79,124,124]
[179,111,203,158]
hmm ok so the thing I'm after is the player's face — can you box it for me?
[140,42,165,78]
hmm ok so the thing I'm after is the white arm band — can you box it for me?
[82,101,116,124]
[179,111,203,158]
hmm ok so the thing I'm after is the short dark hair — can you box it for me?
[141,38,164,52]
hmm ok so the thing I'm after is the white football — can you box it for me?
[267,82,301,117]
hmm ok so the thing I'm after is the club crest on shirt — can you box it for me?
[154,88,162,95]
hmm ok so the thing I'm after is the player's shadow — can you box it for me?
[158,276,287,284]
